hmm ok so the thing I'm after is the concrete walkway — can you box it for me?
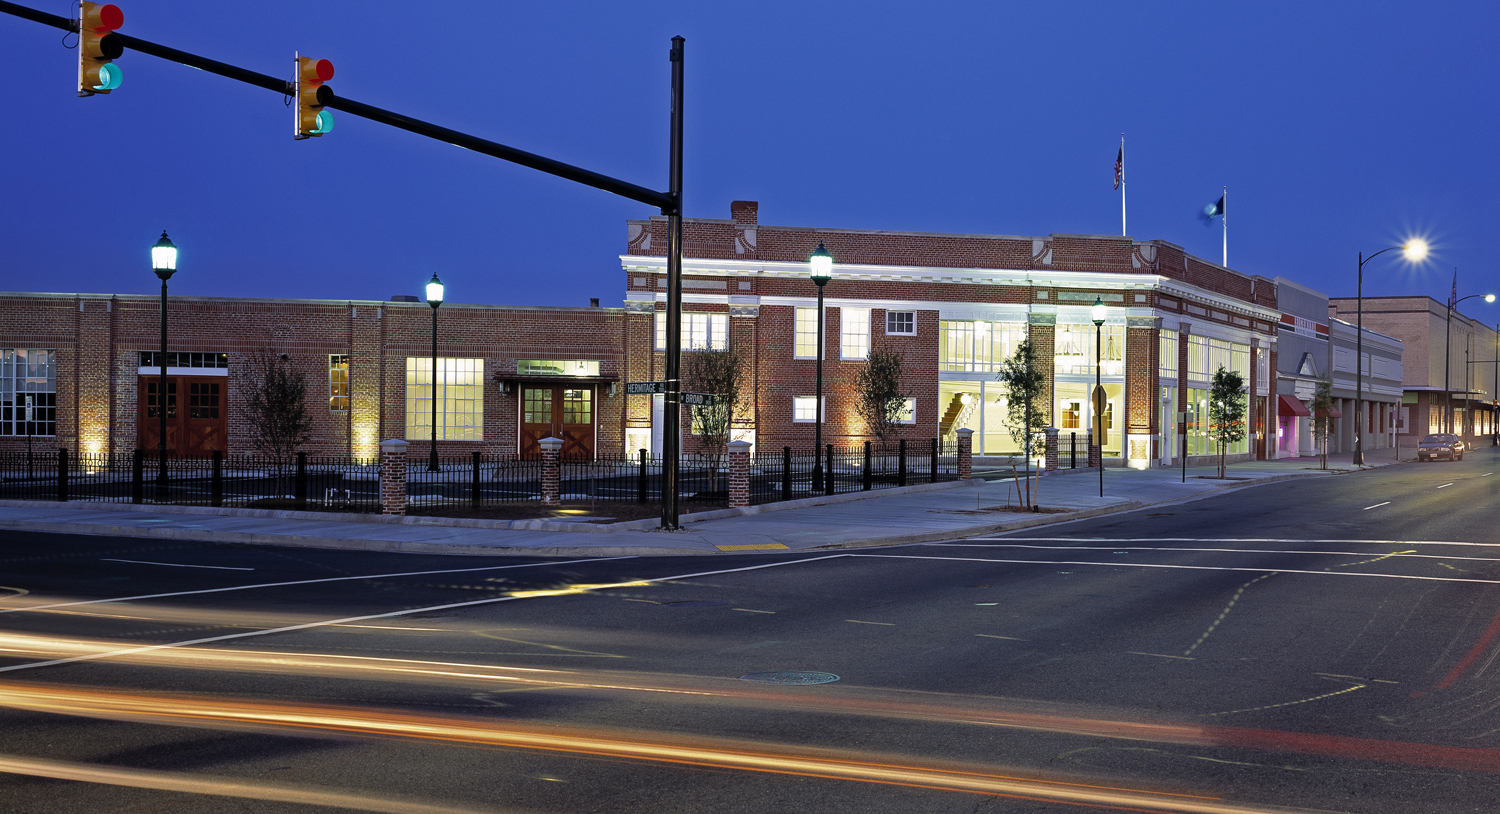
[0,447,1404,557]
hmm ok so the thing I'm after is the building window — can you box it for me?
[841,307,870,360]
[940,320,1027,372]
[1,349,57,437]
[188,381,220,419]
[405,357,484,441]
[896,397,916,424]
[1158,329,1178,380]
[562,388,591,424]
[1060,399,1081,430]
[792,396,825,422]
[1187,335,1210,381]
[886,311,915,335]
[655,312,728,351]
[1055,324,1124,376]
[138,351,229,369]
[795,307,820,359]
[329,355,349,412]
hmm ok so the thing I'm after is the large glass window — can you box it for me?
[1158,330,1178,381]
[655,312,728,351]
[795,308,820,359]
[841,308,871,360]
[1054,324,1124,375]
[1186,386,1249,456]
[329,355,349,412]
[1187,335,1210,382]
[405,357,484,441]
[1,349,56,437]
[939,321,1026,372]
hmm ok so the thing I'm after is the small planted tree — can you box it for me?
[996,339,1048,509]
[1207,365,1247,479]
[854,346,908,452]
[682,346,747,492]
[244,349,312,496]
[1309,375,1335,470]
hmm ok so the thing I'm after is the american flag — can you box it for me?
[1113,147,1123,190]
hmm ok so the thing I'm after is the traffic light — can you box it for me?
[295,55,334,139]
[77,2,124,96]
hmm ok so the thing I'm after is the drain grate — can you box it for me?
[738,671,839,685]
[664,600,729,608]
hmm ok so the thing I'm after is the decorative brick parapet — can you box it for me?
[1044,427,1059,471]
[379,439,408,515]
[955,429,973,480]
[727,440,751,508]
[539,437,563,506]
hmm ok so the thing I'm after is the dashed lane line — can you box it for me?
[925,543,1500,564]
[101,559,254,571]
[1437,482,1455,489]
[1363,502,1391,510]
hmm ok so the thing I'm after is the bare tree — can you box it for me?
[854,346,908,451]
[682,346,747,492]
[243,349,312,495]
[1309,375,1335,470]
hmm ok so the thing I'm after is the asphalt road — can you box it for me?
[0,449,1497,813]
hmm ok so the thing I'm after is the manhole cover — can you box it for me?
[664,600,729,607]
[738,671,839,685]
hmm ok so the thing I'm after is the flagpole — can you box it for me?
[1120,134,1126,236]
[1222,185,1227,267]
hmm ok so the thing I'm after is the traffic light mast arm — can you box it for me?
[0,0,676,213]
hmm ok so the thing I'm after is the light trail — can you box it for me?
[0,683,1360,813]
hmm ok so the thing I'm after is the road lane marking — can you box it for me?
[1437,483,1455,489]
[1362,502,1391,510]
[1315,672,1398,685]
[101,559,253,571]
[926,544,1500,564]
[1206,683,1366,717]
[733,608,775,613]
[845,619,895,626]
[0,557,636,615]
[0,555,850,675]
[855,553,1500,585]
[1128,652,1193,660]
[956,537,1500,549]
[1184,574,1276,657]
[716,544,788,550]
[976,634,1027,641]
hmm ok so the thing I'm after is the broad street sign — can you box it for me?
[625,381,670,395]
[680,392,719,407]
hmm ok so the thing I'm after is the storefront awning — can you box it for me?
[1315,405,1342,418]
[1278,395,1311,417]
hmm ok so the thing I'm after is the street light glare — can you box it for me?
[1402,238,1429,261]
[1486,294,1496,303]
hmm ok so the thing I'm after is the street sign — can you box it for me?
[625,381,670,395]
[680,392,719,406]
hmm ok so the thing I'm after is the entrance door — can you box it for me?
[138,376,226,456]
[519,385,594,458]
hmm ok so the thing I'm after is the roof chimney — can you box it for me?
[730,200,758,227]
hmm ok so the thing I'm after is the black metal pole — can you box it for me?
[1446,301,1453,435]
[812,278,827,492]
[429,302,440,471]
[1096,322,1103,497]
[158,277,169,499]
[661,36,684,530]
[1494,322,1498,447]
[1355,253,1365,464]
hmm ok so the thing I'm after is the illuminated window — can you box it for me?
[795,307,820,359]
[793,396,825,422]
[1158,330,1178,380]
[405,357,484,441]
[841,307,870,360]
[1061,400,1081,430]
[329,355,349,412]
[896,397,916,425]
[1187,335,1210,381]
[939,321,1026,372]
[562,388,591,424]
[655,312,728,351]
[1,349,56,437]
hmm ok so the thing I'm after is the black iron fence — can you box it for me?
[0,439,959,512]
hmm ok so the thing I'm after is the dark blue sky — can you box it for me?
[2,1,1496,313]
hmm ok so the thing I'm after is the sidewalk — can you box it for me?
[0,448,1404,557]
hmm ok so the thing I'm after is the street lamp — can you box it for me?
[1493,321,1498,447]
[1353,239,1427,464]
[809,243,833,493]
[1092,296,1106,497]
[425,273,444,472]
[151,231,178,499]
[1446,290,1494,437]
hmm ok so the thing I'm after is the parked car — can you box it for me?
[1417,433,1465,461]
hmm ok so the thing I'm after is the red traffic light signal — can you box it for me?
[295,55,335,139]
[78,2,124,96]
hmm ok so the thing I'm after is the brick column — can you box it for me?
[1087,429,1101,468]
[379,439,408,515]
[1044,427,1059,471]
[539,437,563,506]
[727,440,751,508]
[955,428,973,480]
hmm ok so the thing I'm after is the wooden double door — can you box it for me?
[520,385,594,458]
[137,376,227,457]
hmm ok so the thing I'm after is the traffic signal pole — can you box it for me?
[2,0,688,528]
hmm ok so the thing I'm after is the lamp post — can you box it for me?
[1493,321,1498,447]
[809,243,833,492]
[1445,291,1493,436]
[425,273,444,472]
[1092,296,1106,497]
[1354,240,1427,464]
[150,231,178,499]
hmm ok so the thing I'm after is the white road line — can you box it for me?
[101,559,253,571]
[0,557,635,616]
[853,553,1500,586]
[0,555,849,674]
[954,537,1500,548]
[1362,502,1391,511]
[1437,482,1455,489]
[922,543,1500,563]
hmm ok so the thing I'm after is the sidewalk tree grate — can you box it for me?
[739,671,839,685]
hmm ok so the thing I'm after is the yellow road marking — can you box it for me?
[1206,683,1366,717]
[717,544,789,551]
[1183,573,1277,657]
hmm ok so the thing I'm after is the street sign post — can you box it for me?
[625,381,670,395]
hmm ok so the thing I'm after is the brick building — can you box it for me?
[620,201,1285,468]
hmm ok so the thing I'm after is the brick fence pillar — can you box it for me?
[1044,427,1059,472]
[955,428,973,480]
[1087,429,1101,469]
[539,437,563,506]
[727,440,751,508]
[379,439,409,515]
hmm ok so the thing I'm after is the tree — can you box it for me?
[244,349,312,495]
[682,346,747,492]
[1207,365,1247,479]
[1309,375,1335,470]
[854,346,909,450]
[996,339,1048,509]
